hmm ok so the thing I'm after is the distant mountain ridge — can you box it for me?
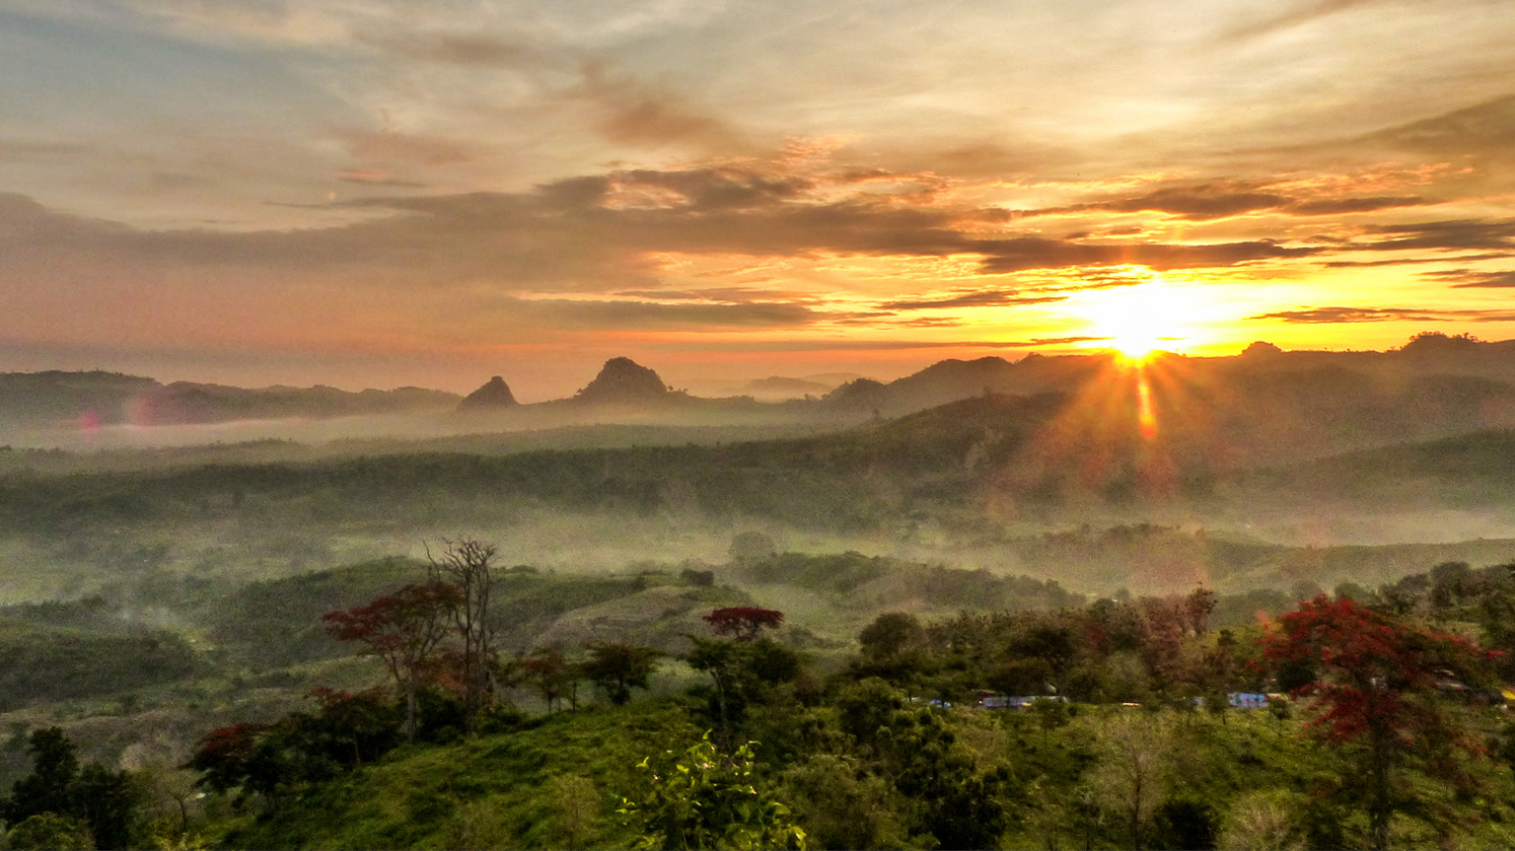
[0,370,459,427]
[815,333,1515,418]
[11,333,1515,441]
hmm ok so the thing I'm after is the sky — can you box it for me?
[2,0,1515,400]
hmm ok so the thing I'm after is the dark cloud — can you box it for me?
[1104,187,1288,219]
[974,237,1318,273]
[1357,218,1515,251]
[1017,183,1429,221]
[887,317,966,328]
[1251,305,1515,324]
[878,289,1067,310]
[1422,268,1515,288]
[838,168,900,184]
[1362,94,1515,160]
[1323,253,1515,268]
[1021,185,1287,220]
[613,168,812,210]
[1286,196,1429,215]
[649,337,1110,353]
[1322,257,1445,268]
[615,287,822,304]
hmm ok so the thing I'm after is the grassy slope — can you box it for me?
[224,701,703,850]
[218,698,1515,851]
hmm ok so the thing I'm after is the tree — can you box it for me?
[322,581,461,739]
[0,727,78,826]
[427,538,500,734]
[1030,696,1071,746]
[1183,586,1217,635]
[686,638,741,751]
[858,612,924,661]
[72,762,140,851]
[1261,595,1497,850]
[857,612,928,692]
[689,608,798,751]
[703,607,784,642]
[521,648,578,713]
[581,642,661,706]
[0,727,145,850]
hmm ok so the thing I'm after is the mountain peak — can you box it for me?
[457,375,518,410]
[575,358,671,403]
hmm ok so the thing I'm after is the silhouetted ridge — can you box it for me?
[575,358,670,403]
[457,376,518,410]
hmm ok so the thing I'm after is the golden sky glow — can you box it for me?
[2,1,1515,398]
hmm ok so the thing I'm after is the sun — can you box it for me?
[1067,278,1215,362]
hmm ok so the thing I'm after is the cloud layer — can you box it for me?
[3,0,1515,391]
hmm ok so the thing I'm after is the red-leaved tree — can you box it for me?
[1262,596,1498,850]
[703,607,784,641]
[322,581,461,739]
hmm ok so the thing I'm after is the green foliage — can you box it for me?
[618,733,806,851]
[4,811,93,850]
[777,753,905,850]
[0,728,145,851]
[219,701,703,850]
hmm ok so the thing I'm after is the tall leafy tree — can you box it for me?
[0,728,78,826]
[322,581,461,739]
[689,607,797,750]
[0,727,144,850]
[1262,596,1497,850]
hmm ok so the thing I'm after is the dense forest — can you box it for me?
[2,539,1515,849]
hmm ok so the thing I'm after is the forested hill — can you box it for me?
[6,392,1515,549]
[0,394,1063,535]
